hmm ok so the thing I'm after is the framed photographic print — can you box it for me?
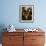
[19,5,34,23]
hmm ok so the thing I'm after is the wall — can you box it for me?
[0,0,46,29]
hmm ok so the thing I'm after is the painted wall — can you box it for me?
[0,0,46,29]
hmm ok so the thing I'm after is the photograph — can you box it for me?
[19,5,34,23]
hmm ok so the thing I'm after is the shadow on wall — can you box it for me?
[0,24,7,43]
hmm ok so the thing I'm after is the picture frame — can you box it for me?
[19,5,34,23]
